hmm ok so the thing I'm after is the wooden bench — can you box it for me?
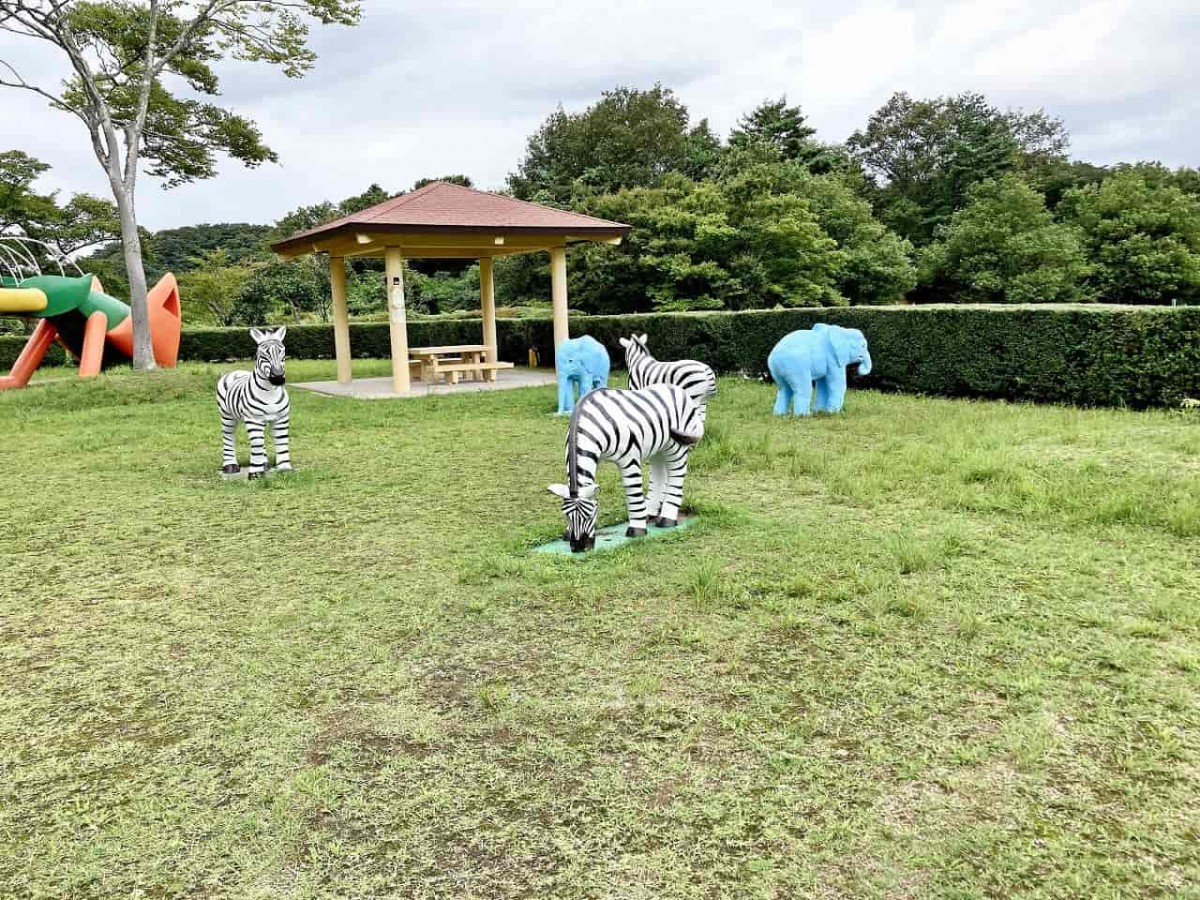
[433,360,515,384]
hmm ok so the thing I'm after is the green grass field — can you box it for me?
[2,361,1198,899]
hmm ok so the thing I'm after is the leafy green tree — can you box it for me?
[0,0,360,369]
[919,175,1090,303]
[176,248,260,326]
[80,221,271,295]
[729,98,815,160]
[717,152,915,303]
[1110,162,1200,197]
[345,266,385,318]
[786,172,916,304]
[848,92,1070,245]
[507,85,702,203]
[1061,170,1200,304]
[407,266,481,314]
[338,184,392,216]
[0,150,118,258]
[412,175,473,191]
[680,119,724,182]
[565,151,915,312]
[271,184,392,240]
[236,255,331,323]
[574,173,844,312]
[1029,158,1109,211]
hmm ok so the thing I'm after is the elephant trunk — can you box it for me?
[857,349,872,376]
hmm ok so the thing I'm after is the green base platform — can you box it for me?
[534,516,697,555]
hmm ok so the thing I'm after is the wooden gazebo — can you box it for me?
[270,181,630,393]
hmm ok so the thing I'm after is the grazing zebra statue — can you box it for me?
[619,333,718,425]
[216,327,292,478]
[548,385,704,552]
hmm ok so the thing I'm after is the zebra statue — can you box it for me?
[217,327,292,479]
[618,333,718,425]
[548,384,704,552]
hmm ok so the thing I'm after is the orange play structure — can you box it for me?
[0,237,181,389]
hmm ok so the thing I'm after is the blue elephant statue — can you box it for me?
[767,323,872,416]
[555,335,611,415]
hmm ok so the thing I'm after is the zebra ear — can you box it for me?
[578,483,599,499]
[618,337,631,349]
[249,327,266,343]
[637,333,648,344]
[547,483,571,499]
[272,326,287,343]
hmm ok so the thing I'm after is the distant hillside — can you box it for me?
[85,222,272,284]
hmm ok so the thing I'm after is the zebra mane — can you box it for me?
[565,390,588,497]
[624,335,653,365]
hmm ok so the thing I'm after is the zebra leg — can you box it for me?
[220,415,240,474]
[646,454,668,519]
[272,413,293,471]
[656,446,691,527]
[621,459,649,537]
[245,421,269,478]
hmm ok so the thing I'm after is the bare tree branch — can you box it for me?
[0,57,87,122]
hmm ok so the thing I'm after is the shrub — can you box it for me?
[4,306,1197,409]
[1062,170,1200,304]
[919,175,1091,303]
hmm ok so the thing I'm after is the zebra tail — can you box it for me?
[670,428,701,446]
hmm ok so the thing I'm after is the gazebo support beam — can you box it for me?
[329,255,352,384]
[384,247,411,393]
[480,257,497,365]
[550,246,568,350]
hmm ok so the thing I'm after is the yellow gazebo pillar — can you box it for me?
[550,246,568,351]
[329,255,352,384]
[479,257,497,364]
[384,247,410,393]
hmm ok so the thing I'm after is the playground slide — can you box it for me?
[0,273,181,389]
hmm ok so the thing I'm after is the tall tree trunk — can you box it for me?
[113,185,156,370]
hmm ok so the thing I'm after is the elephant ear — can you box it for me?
[812,322,831,333]
[825,328,853,367]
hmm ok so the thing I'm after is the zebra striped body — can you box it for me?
[619,333,717,426]
[216,327,291,478]
[548,384,704,552]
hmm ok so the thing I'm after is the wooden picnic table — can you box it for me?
[409,344,513,384]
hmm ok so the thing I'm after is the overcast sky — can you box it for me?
[1,0,1195,231]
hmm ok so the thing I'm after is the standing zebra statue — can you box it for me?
[217,327,292,479]
[619,333,718,425]
[548,385,704,553]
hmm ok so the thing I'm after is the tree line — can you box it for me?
[500,86,1200,310]
[5,84,1200,333]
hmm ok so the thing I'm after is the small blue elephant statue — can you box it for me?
[556,335,611,415]
[767,323,872,416]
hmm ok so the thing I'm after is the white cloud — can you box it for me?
[0,0,1194,230]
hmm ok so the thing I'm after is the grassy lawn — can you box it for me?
[2,360,1198,899]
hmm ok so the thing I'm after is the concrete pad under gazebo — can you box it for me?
[269,181,631,395]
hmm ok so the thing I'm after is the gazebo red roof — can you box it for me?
[271,181,629,255]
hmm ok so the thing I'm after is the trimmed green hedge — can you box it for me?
[0,335,67,368]
[4,306,1198,408]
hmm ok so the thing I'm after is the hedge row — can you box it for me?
[4,306,1198,408]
